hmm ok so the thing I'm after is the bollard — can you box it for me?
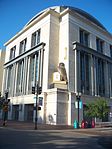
[74,120,78,129]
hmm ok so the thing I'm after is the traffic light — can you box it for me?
[37,84,42,95]
[32,87,35,94]
[38,106,41,110]
[38,87,42,95]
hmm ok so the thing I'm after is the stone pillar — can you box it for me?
[104,62,109,97]
[26,56,30,94]
[90,55,94,96]
[23,57,28,95]
[77,50,81,92]
[11,64,16,97]
[94,57,97,96]
[74,49,78,93]
[14,63,18,96]
[68,92,72,125]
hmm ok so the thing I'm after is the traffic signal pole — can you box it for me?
[35,84,38,130]
[32,44,45,130]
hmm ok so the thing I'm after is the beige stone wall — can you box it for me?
[48,14,59,87]
[0,50,5,93]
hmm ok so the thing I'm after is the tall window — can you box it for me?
[10,46,16,60]
[79,29,89,47]
[110,45,112,58]
[80,52,90,94]
[96,38,104,53]
[28,54,38,93]
[7,66,13,94]
[16,60,24,95]
[108,63,112,97]
[96,58,105,96]
[31,29,40,47]
[19,38,27,55]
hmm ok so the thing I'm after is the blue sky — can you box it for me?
[0,0,112,49]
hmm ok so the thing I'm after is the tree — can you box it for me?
[84,98,109,122]
[95,98,109,122]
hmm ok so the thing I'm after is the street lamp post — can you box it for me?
[76,92,81,128]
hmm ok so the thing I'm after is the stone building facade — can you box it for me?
[1,6,112,124]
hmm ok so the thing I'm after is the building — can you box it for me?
[1,6,112,125]
[0,49,5,93]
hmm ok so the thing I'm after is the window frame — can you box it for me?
[31,29,41,47]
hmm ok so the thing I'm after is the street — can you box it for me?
[0,127,107,149]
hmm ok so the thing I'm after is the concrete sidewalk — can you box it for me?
[0,120,74,130]
[0,120,112,135]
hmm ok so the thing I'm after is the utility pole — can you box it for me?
[32,44,45,130]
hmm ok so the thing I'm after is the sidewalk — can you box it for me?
[0,120,74,130]
[0,120,112,135]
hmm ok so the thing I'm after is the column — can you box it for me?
[34,54,37,86]
[5,67,9,90]
[94,57,98,96]
[104,61,109,97]
[14,63,18,96]
[23,57,28,95]
[2,68,6,94]
[11,64,16,97]
[74,49,78,93]
[68,92,72,125]
[77,50,81,92]
[26,56,30,94]
[90,55,94,96]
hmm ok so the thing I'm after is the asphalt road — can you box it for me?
[0,127,107,149]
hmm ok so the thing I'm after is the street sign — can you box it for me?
[75,100,82,109]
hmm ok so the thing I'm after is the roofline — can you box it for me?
[60,8,112,39]
[4,6,112,46]
[4,8,59,46]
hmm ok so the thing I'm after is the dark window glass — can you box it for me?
[19,38,27,54]
[10,46,16,60]
[31,29,40,47]
[79,29,89,47]
[96,38,104,53]
[110,45,112,58]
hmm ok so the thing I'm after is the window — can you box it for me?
[80,52,90,94]
[110,45,112,58]
[79,29,89,47]
[31,29,40,47]
[16,60,24,95]
[19,38,27,55]
[7,66,13,94]
[28,54,38,93]
[96,58,105,96]
[10,46,16,60]
[96,38,104,53]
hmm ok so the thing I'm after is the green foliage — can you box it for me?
[84,98,109,121]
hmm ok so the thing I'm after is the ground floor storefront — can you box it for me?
[0,88,112,125]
